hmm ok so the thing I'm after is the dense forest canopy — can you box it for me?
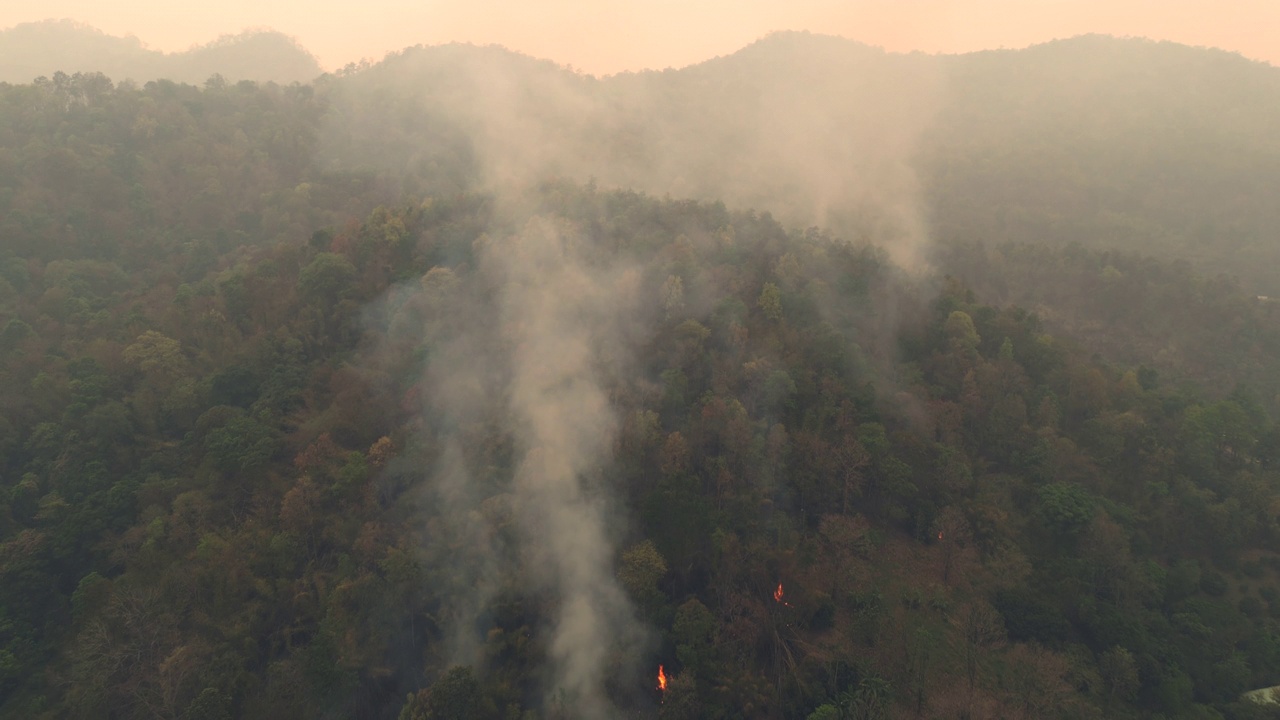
[2,29,1280,720]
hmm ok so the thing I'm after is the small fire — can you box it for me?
[938,531,944,540]
[657,665,667,692]
[773,582,792,607]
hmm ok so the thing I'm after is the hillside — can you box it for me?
[0,20,323,84]
[925,35,1280,292]
[317,32,1280,292]
[9,26,1275,290]
[6,175,1280,719]
[2,33,1280,720]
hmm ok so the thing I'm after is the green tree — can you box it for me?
[298,252,356,303]
[1037,482,1095,538]
[204,414,278,474]
[658,670,700,720]
[1098,646,1139,704]
[183,687,232,720]
[806,705,840,720]
[0,319,33,352]
[944,310,981,352]
[672,598,717,678]
[618,540,668,621]
[124,330,187,380]
[399,666,481,720]
[758,282,783,321]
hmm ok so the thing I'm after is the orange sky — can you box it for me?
[2,0,1277,74]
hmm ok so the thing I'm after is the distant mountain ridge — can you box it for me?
[313,31,1280,289]
[0,20,323,84]
[3,25,1278,289]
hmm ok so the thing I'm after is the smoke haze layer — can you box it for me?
[318,33,943,271]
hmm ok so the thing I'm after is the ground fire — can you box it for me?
[773,582,792,607]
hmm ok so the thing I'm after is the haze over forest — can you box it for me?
[4,13,1280,720]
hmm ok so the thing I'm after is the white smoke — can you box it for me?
[407,212,646,716]
[489,215,645,717]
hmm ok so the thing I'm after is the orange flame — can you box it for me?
[773,582,793,607]
[938,531,944,540]
[657,665,667,692]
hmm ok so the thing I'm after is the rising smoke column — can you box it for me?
[405,263,513,665]
[483,215,646,717]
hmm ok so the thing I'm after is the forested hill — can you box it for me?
[321,31,1280,291]
[7,177,1280,719]
[6,27,1278,290]
[925,35,1280,292]
[5,31,1280,720]
[0,21,323,85]
[4,34,1278,409]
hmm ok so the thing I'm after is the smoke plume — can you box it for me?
[492,216,645,716]
[352,31,947,712]
[407,213,645,716]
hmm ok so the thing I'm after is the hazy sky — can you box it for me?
[3,0,1277,74]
